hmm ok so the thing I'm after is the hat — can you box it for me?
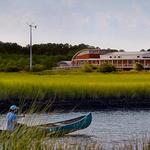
[10,105,19,110]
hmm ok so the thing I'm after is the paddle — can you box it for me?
[1,114,25,118]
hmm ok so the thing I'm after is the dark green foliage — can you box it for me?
[0,41,91,56]
[5,65,21,72]
[134,63,144,71]
[0,42,23,54]
[0,54,65,72]
[98,63,116,73]
[91,65,98,70]
[32,64,45,72]
[82,64,93,72]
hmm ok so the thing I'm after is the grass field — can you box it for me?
[0,72,150,102]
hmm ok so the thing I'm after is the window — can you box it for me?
[109,56,112,58]
[118,56,121,58]
[128,60,132,64]
[137,56,140,58]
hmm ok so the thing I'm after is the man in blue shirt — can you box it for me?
[6,105,19,131]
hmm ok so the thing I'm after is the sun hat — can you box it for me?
[10,105,19,110]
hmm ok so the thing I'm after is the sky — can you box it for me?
[0,0,150,51]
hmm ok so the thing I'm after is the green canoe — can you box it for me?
[36,112,92,136]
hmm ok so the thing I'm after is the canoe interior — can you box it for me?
[35,115,85,128]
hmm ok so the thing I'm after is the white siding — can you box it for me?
[100,52,150,60]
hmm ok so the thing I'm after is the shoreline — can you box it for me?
[1,98,150,113]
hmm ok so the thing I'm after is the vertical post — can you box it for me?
[144,59,146,69]
[29,25,32,71]
[29,24,36,71]
[121,60,123,70]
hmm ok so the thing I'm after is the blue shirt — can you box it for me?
[6,112,17,131]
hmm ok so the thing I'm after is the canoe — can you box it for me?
[35,112,92,136]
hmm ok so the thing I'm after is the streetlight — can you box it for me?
[29,24,37,71]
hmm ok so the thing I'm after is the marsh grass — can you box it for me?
[0,72,150,102]
[112,137,150,150]
[1,126,150,150]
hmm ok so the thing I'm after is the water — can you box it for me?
[1,110,150,148]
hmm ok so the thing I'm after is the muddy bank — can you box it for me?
[0,97,150,113]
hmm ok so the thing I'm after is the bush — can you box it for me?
[82,64,93,72]
[5,65,21,72]
[91,64,98,70]
[98,63,116,73]
[0,63,5,71]
[134,63,144,71]
[0,54,66,72]
[4,62,21,72]
[32,64,45,72]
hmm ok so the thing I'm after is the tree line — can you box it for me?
[0,41,94,56]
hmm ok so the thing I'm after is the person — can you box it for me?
[6,105,19,131]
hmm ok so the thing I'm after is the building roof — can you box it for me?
[103,51,149,56]
[100,51,150,60]
[71,48,117,60]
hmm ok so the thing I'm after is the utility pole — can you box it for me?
[29,24,36,71]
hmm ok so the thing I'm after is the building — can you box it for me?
[71,49,150,69]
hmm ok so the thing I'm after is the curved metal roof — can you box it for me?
[71,49,101,61]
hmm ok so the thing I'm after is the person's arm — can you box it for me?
[12,120,18,126]
[15,121,27,128]
[12,114,27,128]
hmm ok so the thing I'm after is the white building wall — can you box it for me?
[100,52,150,60]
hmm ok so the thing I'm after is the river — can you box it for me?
[1,109,150,148]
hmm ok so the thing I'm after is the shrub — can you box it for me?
[32,64,45,72]
[91,64,98,70]
[98,63,116,73]
[82,63,93,72]
[5,66,21,72]
[0,63,5,71]
[4,62,21,72]
[134,63,144,71]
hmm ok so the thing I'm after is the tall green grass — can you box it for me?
[0,129,103,150]
[0,72,150,101]
[1,126,150,150]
